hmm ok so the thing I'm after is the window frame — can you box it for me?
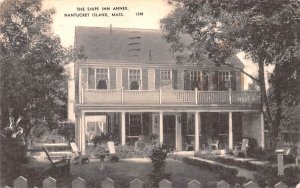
[128,113,143,136]
[87,67,110,90]
[128,68,142,90]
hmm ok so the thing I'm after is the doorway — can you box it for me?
[163,115,176,149]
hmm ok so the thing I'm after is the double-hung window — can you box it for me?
[190,70,202,90]
[218,71,230,91]
[96,68,109,89]
[160,69,172,89]
[87,68,109,89]
[129,69,141,90]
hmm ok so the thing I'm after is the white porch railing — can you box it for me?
[82,89,260,105]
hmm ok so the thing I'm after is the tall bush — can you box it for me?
[148,147,171,188]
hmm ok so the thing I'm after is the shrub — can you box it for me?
[116,145,154,159]
[148,147,171,188]
[0,128,28,185]
[282,166,300,186]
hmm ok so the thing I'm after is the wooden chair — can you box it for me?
[234,138,249,158]
[42,146,70,177]
[107,141,119,161]
[207,138,219,150]
[70,142,90,164]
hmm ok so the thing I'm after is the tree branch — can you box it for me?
[223,61,260,83]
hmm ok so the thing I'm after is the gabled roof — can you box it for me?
[74,26,244,68]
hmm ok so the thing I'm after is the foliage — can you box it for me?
[0,127,28,185]
[0,0,72,184]
[268,58,300,135]
[116,145,154,159]
[57,121,75,141]
[0,0,71,136]
[92,133,120,146]
[254,165,300,187]
[148,147,171,188]
[161,0,300,145]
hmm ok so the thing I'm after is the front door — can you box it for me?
[163,115,176,149]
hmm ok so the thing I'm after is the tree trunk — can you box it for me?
[258,60,275,148]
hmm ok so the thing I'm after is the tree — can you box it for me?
[268,57,300,135]
[161,0,300,146]
[0,0,69,136]
[0,0,71,183]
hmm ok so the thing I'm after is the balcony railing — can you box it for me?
[81,88,260,105]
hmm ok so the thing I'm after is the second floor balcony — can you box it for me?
[79,88,260,106]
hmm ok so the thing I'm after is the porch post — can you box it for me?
[81,112,86,154]
[229,112,233,150]
[261,112,265,149]
[121,111,126,145]
[175,114,182,151]
[159,111,163,144]
[77,114,81,151]
[195,112,200,151]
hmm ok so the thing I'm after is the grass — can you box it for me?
[20,157,220,188]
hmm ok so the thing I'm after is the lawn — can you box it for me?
[23,157,220,188]
[74,158,221,188]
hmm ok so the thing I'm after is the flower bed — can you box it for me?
[116,145,154,159]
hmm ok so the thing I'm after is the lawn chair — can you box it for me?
[234,138,249,158]
[70,142,90,164]
[207,138,219,150]
[42,146,70,177]
[107,141,119,162]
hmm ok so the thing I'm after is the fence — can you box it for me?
[4,176,300,188]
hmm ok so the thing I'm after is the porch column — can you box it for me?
[194,112,200,151]
[261,112,265,149]
[229,112,233,150]
[159,112,163,144]
[121,111,126,145]
[81,112,86,154]
[175,114,182,151]
[76,115,81,151]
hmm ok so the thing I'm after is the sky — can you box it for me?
[43,0,173,47]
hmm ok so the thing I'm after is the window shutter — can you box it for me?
[110,68,116,89]
[184,70,191,90]
[122,68,128,90]
[172,70,178,89]
[230,71,237,91]
[142,69,148,90]
[213,71,219,91]
[155,69,160,89]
